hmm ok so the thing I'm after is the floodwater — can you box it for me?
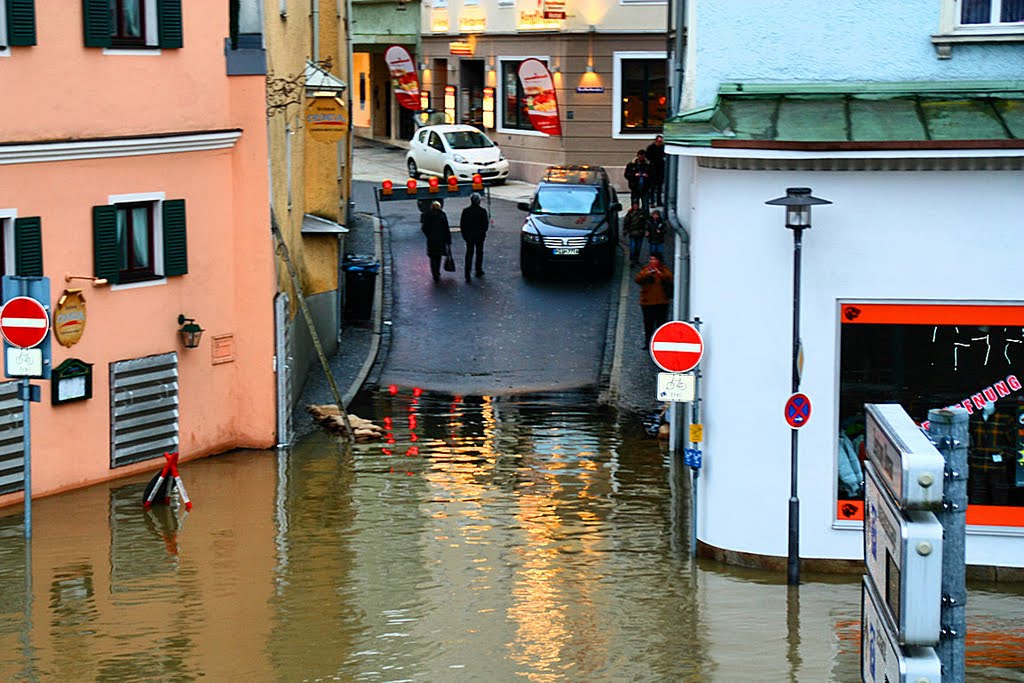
[0,389,1022,681]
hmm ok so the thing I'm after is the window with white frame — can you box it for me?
[82,0,182,50]
[93,193,188,286]
[612,52,666,138]
[0,209,44,277]
[1,0,38,51]
[498,57,549,134]
[958,0,1024,26]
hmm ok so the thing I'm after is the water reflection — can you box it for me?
[0,390,1020,680]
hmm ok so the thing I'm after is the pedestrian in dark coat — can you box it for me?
[459,193,489,282]
[624,149,652,210]
[420,200,452,283]
[622,200,649,266]
[646,208,667,261]
[634,254,673,348]
[645,135,666,207]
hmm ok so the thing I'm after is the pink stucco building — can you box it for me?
[0,2,277,504]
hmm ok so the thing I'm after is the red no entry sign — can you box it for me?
[649,321,704,373]
[785,392,812,429]
[0,296,50,349]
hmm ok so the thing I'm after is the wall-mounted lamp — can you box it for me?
[418,62,428,71]
[585,64,594,73]
[177,314,205,349]
[551,65,561,73]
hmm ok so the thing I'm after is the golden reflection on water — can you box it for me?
[0,391,1021,681]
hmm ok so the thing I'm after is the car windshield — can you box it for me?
[533,186,604,215]
[444,130,494,150]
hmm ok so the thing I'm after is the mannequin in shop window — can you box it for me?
[838,417,865,499]
[968,400,1015,506]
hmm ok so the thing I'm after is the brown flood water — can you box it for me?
[0,390,1021,681]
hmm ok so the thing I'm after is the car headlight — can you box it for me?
[521,229,542,244]
[453,153,469,164]
[591,232,610,244]
[499,152,506,161]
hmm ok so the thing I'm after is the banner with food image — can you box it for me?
[517,58,561,136]
[385,45,421,111]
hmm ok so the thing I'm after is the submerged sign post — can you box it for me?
[1,276,51,541]
[861,403,946,683]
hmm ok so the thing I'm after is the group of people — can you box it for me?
[625,135,673,348]
[419,194,489,283]
[624,134,666,211]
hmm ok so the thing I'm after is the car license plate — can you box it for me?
[552,248,580,256]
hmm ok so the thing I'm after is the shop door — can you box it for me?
[460,60,485,128]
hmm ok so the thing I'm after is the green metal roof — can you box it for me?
[664,81,1024,149]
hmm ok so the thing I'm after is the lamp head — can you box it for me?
[765,187,832,229]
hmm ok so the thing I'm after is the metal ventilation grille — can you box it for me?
[110,353,179,468]
[0,382,25,495]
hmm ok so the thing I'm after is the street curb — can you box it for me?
[341,211,384,407]
[598,239,629,406]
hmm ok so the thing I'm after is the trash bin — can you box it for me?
[343,256,379,322]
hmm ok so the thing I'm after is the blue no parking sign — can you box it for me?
[784,392,812,429]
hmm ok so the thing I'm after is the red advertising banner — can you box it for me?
[385,45,421,111]
[517,58,561,136]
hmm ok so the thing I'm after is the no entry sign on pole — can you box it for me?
[0,296,50,349]
[650,321,704,373]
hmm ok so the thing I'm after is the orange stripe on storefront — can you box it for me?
[837,500,1024,527]
[840,303,1024,326]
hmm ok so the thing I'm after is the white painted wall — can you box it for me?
[683,161,1024,567]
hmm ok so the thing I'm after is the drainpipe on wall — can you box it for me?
[311,0,320,61]
[665,0,690,459]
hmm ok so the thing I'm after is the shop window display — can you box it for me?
[837,303,1024,527]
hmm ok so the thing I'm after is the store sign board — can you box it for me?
[305,96,349,142]
[449,41,473,56]
[863,462,943,646]
[864,403,945,509]
[861,577,941,683]
[53,289,86,347]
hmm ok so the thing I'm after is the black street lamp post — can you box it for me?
[765,187,831,586]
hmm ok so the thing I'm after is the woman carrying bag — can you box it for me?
[421,200,453,283]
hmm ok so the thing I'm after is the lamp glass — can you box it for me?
[787,205,811,228]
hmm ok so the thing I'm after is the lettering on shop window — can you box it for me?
[920,374,1021,429]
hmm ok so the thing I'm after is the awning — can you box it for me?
[301,213,349,235]
[664,81,1024,151]
[304,61,347,94]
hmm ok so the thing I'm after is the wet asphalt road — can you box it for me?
[368,188,617,397]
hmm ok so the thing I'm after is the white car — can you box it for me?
[406,124,510,184]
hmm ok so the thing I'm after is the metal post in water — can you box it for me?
[690,317,701,558]
[787,226,803,586]
[927,407,968,682]
[20,377,31,539]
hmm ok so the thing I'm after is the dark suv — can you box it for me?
[518,165,622,278]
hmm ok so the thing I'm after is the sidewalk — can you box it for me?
[295,137,666,438]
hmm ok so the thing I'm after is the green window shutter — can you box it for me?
[13,216,43,276]
[82,0,111,48]
[162,199,188,276]
[92,205,120,284]
[157,0,183,49]
[6,0,37,47]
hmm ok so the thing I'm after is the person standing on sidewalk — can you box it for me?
[646,208,667,261]
[459,193,489,282]
[421,200,452,283]
[624,149,652,210]
[645,135,666,207]
[623,200,649,266]
[634,254,673,349]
